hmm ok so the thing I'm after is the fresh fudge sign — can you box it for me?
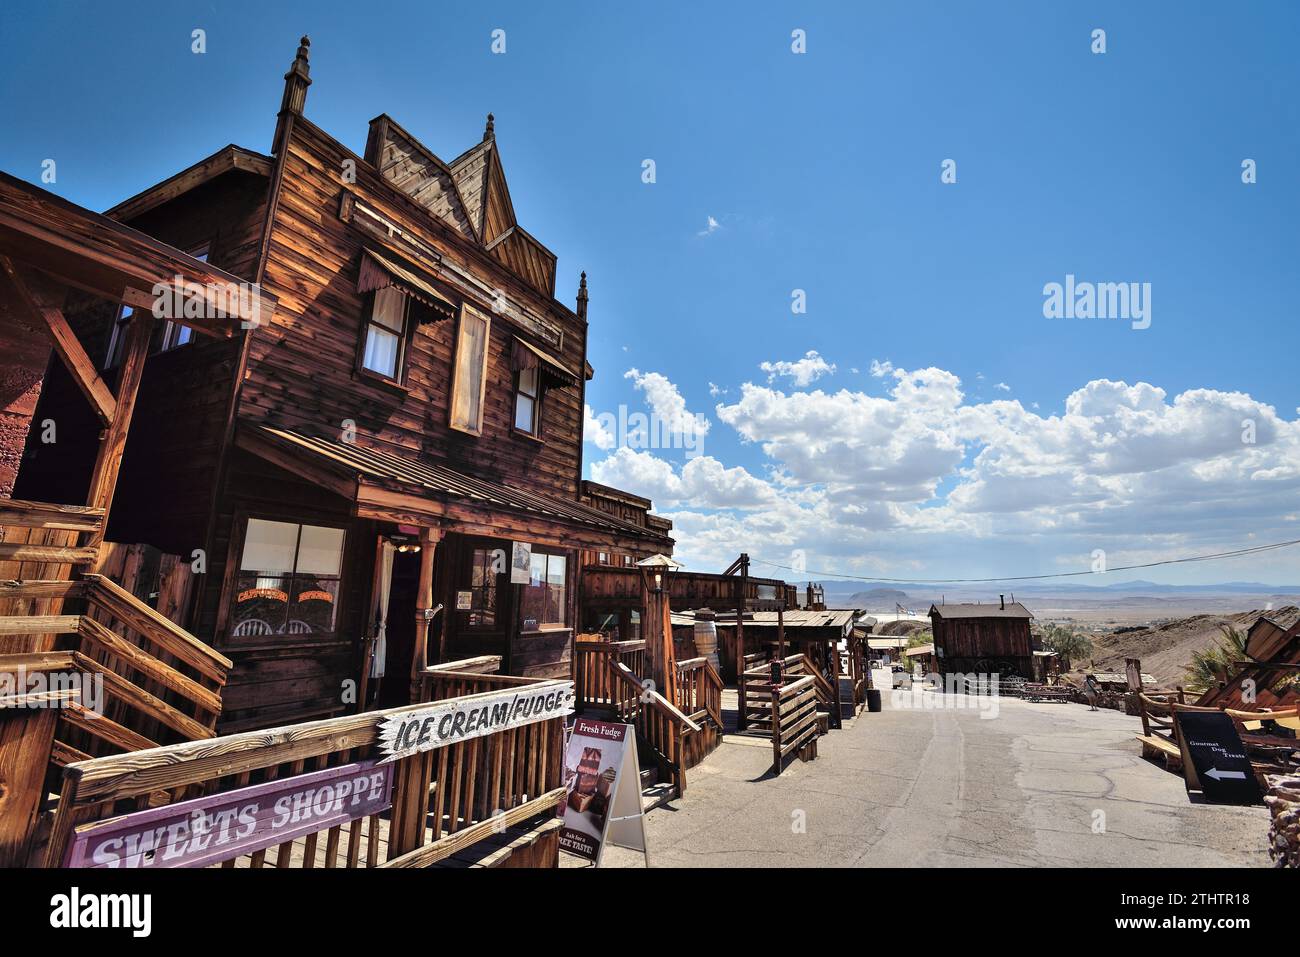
[378,682,574,762]
[558,718,645,865]
[64,760,393,868]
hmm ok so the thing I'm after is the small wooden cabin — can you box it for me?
[10,37,673,732]
[929,598,1034,679]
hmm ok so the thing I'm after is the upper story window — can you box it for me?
[513,366,541,435]
[450,304,491,434]
[230,518,346,639]
[360,286,409,381]
[105,243,208,366]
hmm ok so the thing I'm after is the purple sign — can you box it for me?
[64,760,393,868]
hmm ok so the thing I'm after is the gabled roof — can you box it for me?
[929,602,1033,620]
[104,145,272,222]
[368,114,558,297]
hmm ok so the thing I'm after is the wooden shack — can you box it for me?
[929,598,1034,679]
[10,37,673,732]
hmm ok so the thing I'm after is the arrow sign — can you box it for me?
[1172,710,1263,806]
[1204,767,1246,781]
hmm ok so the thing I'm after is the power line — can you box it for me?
[750,537,1300,585]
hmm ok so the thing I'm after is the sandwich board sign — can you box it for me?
[1173,710,1263,806]
[557,718,647,866]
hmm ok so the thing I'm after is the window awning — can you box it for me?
[357,248,456,323]
[511,336,579,390]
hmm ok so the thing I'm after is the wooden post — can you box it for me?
[0,686,76,866]
[770,684,782,775]
[642,578,677,707]
[86,313,152,547]
[409,527,440,704]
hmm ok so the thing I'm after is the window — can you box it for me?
[160,244,208,354]
[360,286,408,380]
[513,366,541,435]
[103,305,134,368]
[597,551,609,566]
[230,519,345,638]
[519,551,567,629]
[622,555,635,567]
[450,304,490,434]
[462,547,499,628]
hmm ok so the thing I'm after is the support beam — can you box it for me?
[0,257,115,426]
[86,312,152,546]
[409,526,441,703]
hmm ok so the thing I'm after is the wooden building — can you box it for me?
[928,598,1034,679]
[11,37,673,732]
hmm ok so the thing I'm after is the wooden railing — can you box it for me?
[574,637,645,710]
[0,500,104,575]
[0,575,230,763]
[676,656,724,770]
[739,653,837,732]
[770,676,820,775]
[602,660,701,797]
[1136,695,1300,781]
[41,682,569,869]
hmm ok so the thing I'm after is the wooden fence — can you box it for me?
[41,679,570,869]
[738,652,837,734]
[574,637,645,710]
[769,676,820,775]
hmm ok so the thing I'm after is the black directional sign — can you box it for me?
[1173,710,1264,806]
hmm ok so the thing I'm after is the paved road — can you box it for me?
[594,687,1270,868]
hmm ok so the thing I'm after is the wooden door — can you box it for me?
[443,536,514,667]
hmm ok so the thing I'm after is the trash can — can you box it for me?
[866,688,882,712]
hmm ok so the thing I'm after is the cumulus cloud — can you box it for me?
[624,368,710,441]
[869,359,894,378]
[585,363,1300,577]
[583,403,615,449]
[759,350,836,387]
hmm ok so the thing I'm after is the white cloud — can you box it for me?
[995,382,1011,392]
[759,350,836,387]
[869,359,894,378]
[583,403,615,449]
[624,368,711,440]
[697,215,721,237]
[583,364,1300,579]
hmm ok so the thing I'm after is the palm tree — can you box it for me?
[1184,625,1247,694]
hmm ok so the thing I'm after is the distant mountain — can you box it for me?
[818,579,1300,601]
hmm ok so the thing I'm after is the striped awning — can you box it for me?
[357,248,456,323]
[511,336,579,390]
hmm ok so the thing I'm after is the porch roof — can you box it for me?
[236,423,675,551]
[0,170,276,334]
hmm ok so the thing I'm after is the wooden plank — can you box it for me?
[0,543,98,565]
[77,616,222,714]
[0,500,105,532]
[0,615,80,636]
[380,787,563,868]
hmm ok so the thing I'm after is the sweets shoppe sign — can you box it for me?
[65,761,393,868]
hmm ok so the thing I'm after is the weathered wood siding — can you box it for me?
[238,117,585,503]
[931,617,1033,659]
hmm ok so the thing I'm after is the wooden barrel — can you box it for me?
[693,610,720,671]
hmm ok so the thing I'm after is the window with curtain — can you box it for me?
[450,305,490,433]
[231,519,345,637]
[361,286,408,380]
[519,551,567,629]
[513,365,540,435]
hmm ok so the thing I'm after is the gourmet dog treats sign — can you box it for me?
[378,682,575,761]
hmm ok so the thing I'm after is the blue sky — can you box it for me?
[2,1,1298,584]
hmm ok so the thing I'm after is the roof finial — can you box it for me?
[576,271,588,320]
[483,113,495,141]
[278,34,313,121]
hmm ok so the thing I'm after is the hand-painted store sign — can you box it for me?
[64,760,393,868]
[377,682,575,762]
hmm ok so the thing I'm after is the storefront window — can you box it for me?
[232,519,344,637]
[520,551,567,629]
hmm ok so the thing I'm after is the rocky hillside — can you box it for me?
[1077,605,1300,687]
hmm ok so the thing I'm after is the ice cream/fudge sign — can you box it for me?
[377,682,575,762]
[64,760,393,868]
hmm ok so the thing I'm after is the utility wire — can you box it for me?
[749,537,1300,585]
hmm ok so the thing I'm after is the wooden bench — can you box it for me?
[431,817,561,868]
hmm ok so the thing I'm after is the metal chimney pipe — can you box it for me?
[1000,594,1005,610]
